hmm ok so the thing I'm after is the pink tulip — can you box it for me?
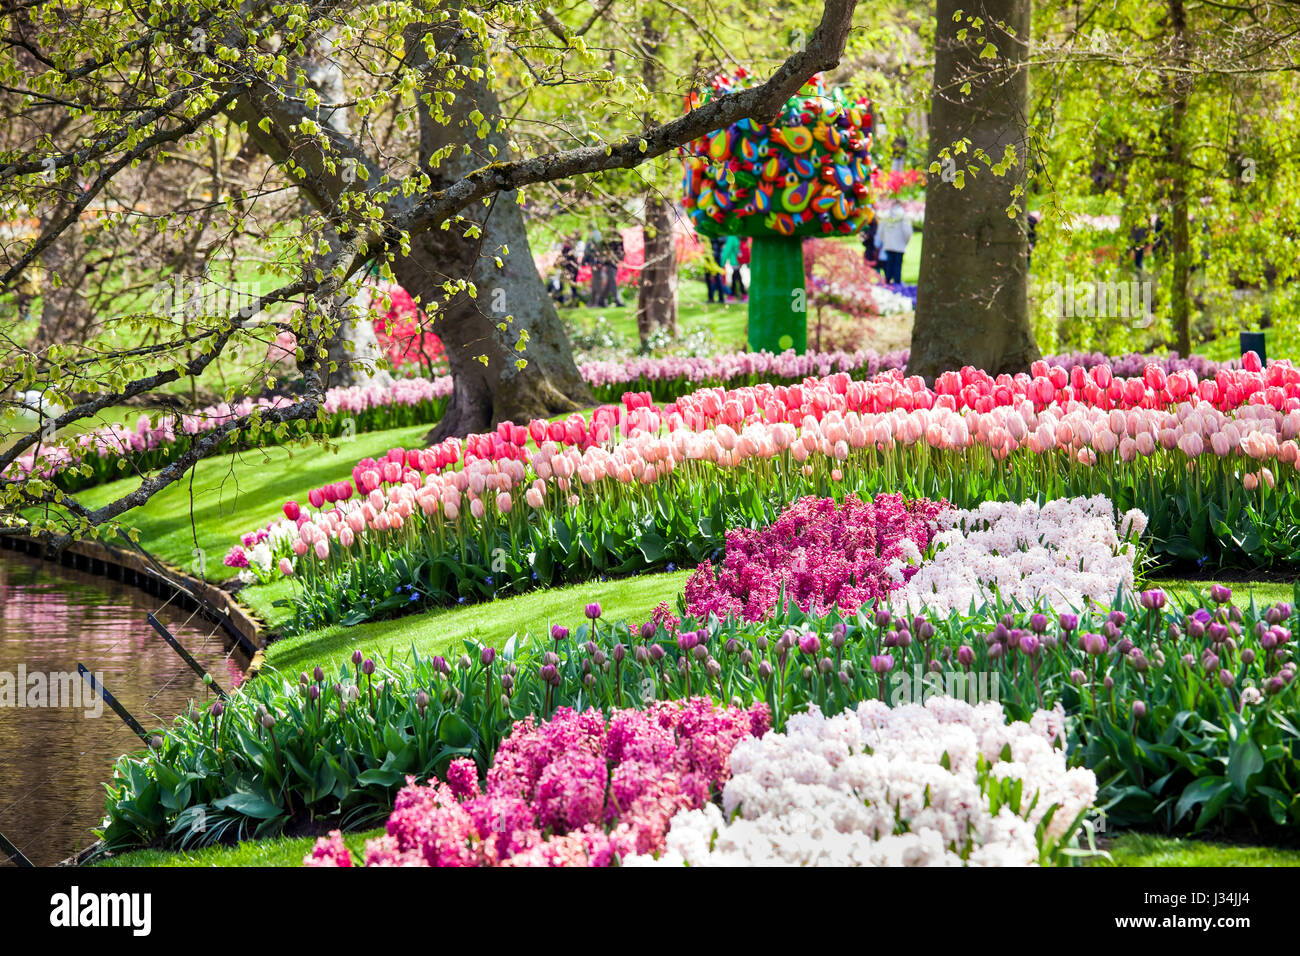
[314,539,330,560]
[279,557,294,576]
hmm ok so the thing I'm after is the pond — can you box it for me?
[0,550,248,866]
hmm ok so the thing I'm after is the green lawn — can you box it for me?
[90,825,1300,867]
[260,568,690,674]
[561,232,920,354]
[1100,832,1300,867]
[1148,576,1297,610]
[67,423,433,582]
[90,828,384,867]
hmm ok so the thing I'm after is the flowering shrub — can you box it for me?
[371,282,447,374]
[684,494,946,622]
[304,698,768,866]
[627,697,1097,866]
[894,496,1146,615]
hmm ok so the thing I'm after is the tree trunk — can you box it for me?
[405,18,590,441]
[1166,0,1193,356]
[298,32,393,391]
[634,19,679,348]
[636,195,679,345]
[908,0,1039,381]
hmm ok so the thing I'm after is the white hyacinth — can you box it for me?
[892,495,1144,616]
[625,697,1096,867]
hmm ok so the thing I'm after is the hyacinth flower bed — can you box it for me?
[627,700,1096,867]
[308,697,1096,867]
[231,356,1300,631]
[98,576,1300,855]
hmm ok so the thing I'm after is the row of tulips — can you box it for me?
[242,380,1300,629]
[9,377,453,492]
[8,347,1253,492]
[97,581,1300,853]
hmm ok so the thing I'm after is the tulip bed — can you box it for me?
[85,349,1300,867]
[228,354,1300,633]
[9,378,452,493]
[96,578,1299,863]
[9,347,1241,494]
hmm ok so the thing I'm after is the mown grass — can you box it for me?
[1099,832,1300,867]
[1147,576,1297,611]
[260,568,690,674]
[90,825,1300,868]
[65,423,433,582]
[90,828,384,867]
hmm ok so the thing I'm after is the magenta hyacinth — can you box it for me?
[306,698,768,867]
[683,494,945,623]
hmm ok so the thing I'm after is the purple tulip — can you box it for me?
[1210,584,1233,605]
[1140,589,1167,611]
[480,646,496,667]
[551,624,569,642]
[1132,700,1147,719]
[1081,633,1108,656]
[1059,613,1078,633]
[870,655,894,675]
[957,645,975,668]
[1218,669,1235,688]
[1030,613,1049,634]
[1019,634,1040,657]
[799,633,821,655]
[584,602,602,620]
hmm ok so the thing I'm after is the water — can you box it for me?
[0,551,248,866]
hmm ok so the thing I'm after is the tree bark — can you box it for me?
[634,18,679,347]
[636,195,679,345]
[908,0,1040,381]
[404,18,590,441]
[1165,0,1193,356]
[297,32,393,391]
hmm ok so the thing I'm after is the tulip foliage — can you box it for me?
[228,354,1300,630]
[97,580,1300,853]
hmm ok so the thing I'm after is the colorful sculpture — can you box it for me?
[682,71,877,353]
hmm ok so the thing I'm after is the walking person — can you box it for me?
[735,236,751,301]
[604,229,625,306]
[877,200,912,285]
[706,234,727,303]
[721,234,743,300]
[583,224,604,306]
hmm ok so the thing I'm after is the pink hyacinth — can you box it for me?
[306,698,767,867]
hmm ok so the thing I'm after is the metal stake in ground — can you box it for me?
[147,613,226,698]
[77,664,151,744]
[0,828,33,867]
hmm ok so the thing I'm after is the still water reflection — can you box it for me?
[0,551,247,866]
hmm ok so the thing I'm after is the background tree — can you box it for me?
[908,0,1038,381]
[0,0,859,543]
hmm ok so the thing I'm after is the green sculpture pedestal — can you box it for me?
[746,235,807,354]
